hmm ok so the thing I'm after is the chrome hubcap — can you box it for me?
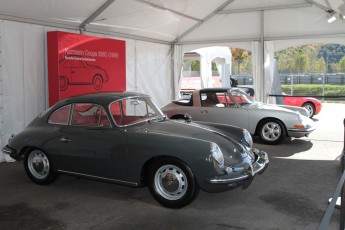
[304,105,314,117]
[262,122,281,141]
[28,150,50,179]
[154,165,187,200]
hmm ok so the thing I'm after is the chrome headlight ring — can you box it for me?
[243,129,253,147]
[210,142,224,168]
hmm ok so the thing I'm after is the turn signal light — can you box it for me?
[293,125,305,129]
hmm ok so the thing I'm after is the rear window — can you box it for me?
[48,105,71,125]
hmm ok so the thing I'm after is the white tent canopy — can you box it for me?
[1,0,345,161]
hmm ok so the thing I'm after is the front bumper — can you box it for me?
[205,149,269,192]
[287,126,316,138]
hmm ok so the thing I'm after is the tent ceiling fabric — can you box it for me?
[0,0,344,44]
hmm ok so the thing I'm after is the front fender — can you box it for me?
[125,132,220,190]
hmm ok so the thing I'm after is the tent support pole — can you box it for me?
[170,44,175,100]
[79,0,116,33]
[261,10,265,103]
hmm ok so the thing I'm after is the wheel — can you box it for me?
[60,76,68,91]
[24,149,58,185]
[302,102,315,118]
[93,75,103,90]
[148,158,199,208]
[258,119,285,145]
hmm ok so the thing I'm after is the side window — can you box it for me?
[48,105,71,125]
[201,93,219,107]
[71,103,110,127]
[109,98,154,126]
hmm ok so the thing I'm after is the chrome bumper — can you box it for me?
[288,126,316,138]
[207,149,269,187]
[1,145,20,160]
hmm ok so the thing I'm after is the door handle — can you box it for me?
[60,137,71,143]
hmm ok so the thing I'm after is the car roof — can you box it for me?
[54,91,149,107]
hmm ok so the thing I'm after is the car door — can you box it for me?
[199,92,250,131]
[47,103,128,181]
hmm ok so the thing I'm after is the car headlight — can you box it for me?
[210,142,224,168]
[292,114,306,129]
[243,129,253,147]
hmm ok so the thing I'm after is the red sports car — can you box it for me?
[237,87,322,118]
[282,93,322,118]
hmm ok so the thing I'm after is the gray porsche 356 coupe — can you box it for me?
[2,92,269,208]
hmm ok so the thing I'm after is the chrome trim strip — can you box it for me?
[210,174,250,183]
[57,170,138,186]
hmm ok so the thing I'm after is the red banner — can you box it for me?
[47,31,126,106]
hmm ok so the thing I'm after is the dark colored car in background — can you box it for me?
[2,92,269,208]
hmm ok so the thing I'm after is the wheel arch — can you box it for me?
[255,117,288,137]
[302,101,315,111]
[169,114,185,119]
[93,73,104,82]
[140,155,191,186]
[21,146,58,171]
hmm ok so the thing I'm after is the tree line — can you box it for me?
[275,43,345,74]
[183,44,345,75]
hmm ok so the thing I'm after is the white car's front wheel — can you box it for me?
[258,119,285,145]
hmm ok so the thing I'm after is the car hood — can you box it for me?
[247,102,298,114]
[129,119,246,155]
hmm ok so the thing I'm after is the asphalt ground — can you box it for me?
[0,103,344,230]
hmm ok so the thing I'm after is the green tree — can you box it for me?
[291,49,309,73]
[191,60,200,71]
[339,56,345,72]
[231,48,249,74]
[314,58,326,73]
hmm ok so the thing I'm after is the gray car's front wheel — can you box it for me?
[24,149,58,185]
[148,158,199,208]
[258,119,285,145]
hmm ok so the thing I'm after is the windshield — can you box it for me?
[109,96,164,126]
[228,89,255,106]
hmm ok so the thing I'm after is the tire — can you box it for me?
[302,102,315,118]
[24,149,59,185]
[258,119,285,145]
[60,76,68,91]
[148,158,199,208]
[93,75,103,90]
